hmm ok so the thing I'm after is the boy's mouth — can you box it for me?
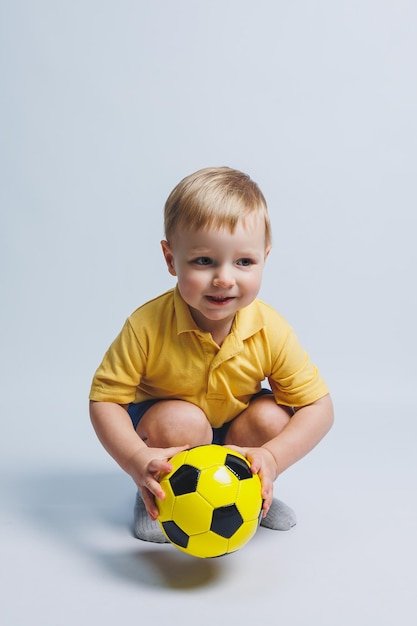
[206,295,235,304]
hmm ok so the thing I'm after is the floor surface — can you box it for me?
[2,397,416,626]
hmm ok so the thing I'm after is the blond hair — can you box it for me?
[164,166,271,245]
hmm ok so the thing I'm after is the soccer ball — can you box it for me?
[156,444,263,558]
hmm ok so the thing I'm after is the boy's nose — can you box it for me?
[212,268,235,288]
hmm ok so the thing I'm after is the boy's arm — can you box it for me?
[89,400,146,475]
[89,401,186,518]
[263,393,334,476]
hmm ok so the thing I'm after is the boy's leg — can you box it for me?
[225,394,297,531]
[132,400,212,542]
[135,399,213,447]
[224,393,292,447]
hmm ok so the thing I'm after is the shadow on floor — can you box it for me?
[2,470,224,589]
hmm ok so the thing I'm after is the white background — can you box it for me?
[1,2,416,625]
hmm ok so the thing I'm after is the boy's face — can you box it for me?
[161,214,271,339]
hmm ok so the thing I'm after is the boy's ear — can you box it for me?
[161,240,177,276]
[264,244,272,261]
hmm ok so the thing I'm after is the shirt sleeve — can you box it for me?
[268,323,329,407]
[89,319,146,404]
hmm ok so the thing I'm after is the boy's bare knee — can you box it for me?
[137,400,212,447]
[226,397,291,447]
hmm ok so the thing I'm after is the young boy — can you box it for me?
[89,166,334,543]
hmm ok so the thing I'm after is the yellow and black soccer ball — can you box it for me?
[156,444,263,558]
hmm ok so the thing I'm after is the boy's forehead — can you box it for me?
[171,215,268,247]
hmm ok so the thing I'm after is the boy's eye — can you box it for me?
[194,257,212,266]
[237,258,253,267]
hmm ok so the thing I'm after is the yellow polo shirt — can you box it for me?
[89,287,329,428]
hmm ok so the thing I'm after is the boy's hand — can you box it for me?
[225,445,278,517]
[127,445,189,520]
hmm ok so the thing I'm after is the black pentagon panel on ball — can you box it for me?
[225,454,252,480]
[169,464,200,495]
[210,504,244,538]
[162,521,189,548]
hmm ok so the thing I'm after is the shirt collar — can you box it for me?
[174,285,200,334]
